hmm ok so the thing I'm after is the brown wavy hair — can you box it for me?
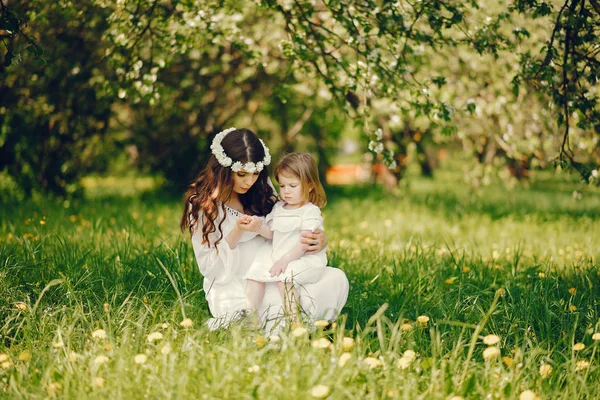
[180,128,277,247]
[274,152,327,208]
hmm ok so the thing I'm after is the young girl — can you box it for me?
[243,153,328,322]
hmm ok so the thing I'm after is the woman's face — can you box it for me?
[232,171,260,195]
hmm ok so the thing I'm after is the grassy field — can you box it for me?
[1,170,599,399]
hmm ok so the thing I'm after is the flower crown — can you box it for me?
[210,127,272,173]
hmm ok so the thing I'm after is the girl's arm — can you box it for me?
[269,230,310,277]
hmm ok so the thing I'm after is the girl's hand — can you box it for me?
[237,216,262,232]
[269,259,288,277]
[301,229,327,254]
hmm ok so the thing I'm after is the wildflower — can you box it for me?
[292,327,307,337]
[462,267,471,273]
[103,303,110,312]
[416,315,429,326]
[338,352,352,367]
[247,365,260,373]
[94,355,109,365]
[18,352,31,361]
[255,336,266,347]
[1,360,12,369]
[538,272,546,278]
[147,331,163,343]
[573,343,585,351]
[483,334,501,345]
[15,302,28,311]
[92,329,107,340]
[314,320,330,328]
[502,357,513,367]
[363,356,383,369]
[179,318,193,328]
[592,333,600,341]
[400,323,412,332]
[575,360,590,371]
[160,343,172,355]
[483,347,501,360]
[519,390,540,400]
[444,277,457,285]
[539,363,552,378]
[268,335,281,343]
[397,357,412,370]
[402,350,416,361]
[134,354,147,364]
[569,287,577,295]
[310,384,331,398]
[341,337,355,351]
[94,377,105,387]
[0,354,8,363]
[312,338,332,349]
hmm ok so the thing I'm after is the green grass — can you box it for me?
[1,171,599,399]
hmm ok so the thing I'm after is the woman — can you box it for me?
[180,128,348,330]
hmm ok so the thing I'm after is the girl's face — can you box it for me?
[232,171,259,195]
[278,172,307,207]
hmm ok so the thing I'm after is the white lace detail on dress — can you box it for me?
[224,204,245,218]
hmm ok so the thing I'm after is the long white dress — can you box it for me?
[244,201,326,284]
[191,204,348,330]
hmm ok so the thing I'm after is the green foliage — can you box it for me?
[0,173,599,397]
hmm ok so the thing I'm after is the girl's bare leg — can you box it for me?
[277,281,299,323]
[246,280,265,324]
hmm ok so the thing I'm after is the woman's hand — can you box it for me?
[237,216,262,232]
[301,229,327,254]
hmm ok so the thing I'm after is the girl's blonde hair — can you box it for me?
[274,153,327,208]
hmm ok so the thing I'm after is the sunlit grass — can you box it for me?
[1,172,599,398]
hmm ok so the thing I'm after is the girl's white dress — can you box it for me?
[190,202,348,331]
[244,201,326,284]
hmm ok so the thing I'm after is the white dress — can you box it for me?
[190,203,348,330]
[244,202,326,284]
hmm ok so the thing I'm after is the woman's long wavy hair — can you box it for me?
[180,128,277,248]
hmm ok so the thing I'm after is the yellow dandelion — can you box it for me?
[538,272,546,278]
[292,327,308,337]
[416,315,430,326]
[312,338,332,349]
[569,305,577,312]
[310,384,331,398]
[483,347,501,360]
[15,302,28,311]
[519,390,540,400]
[247,365,260,373]
[592,333,600,341]
[146,331,163,343]
[338,352,352,367]
[573,342,585,351]
[445,277,457,285]
[94,355,109,365]
[483,334,501,345]
[160,343,172,355]
[254,336,266,347]
[18,352,31,361]
[0,354,8,363]
[104,343,113,351]
[539,363,552,378]
[179,318,193,329]
[502,356,513,367]
[402,350,416,361]
[400,323,413,332]
[94,377,105,388]
[575,360,590,371]
[462,267,471,273]
[569,287,577,295]
[363,356,383,369]
[268,335,281,343]
[341,337,355,351]
[1,361,12,369]
[134,354,147,364]
[92,329,107,340]
[46,382,62,396]
[314,320,330,328]
[103,303,110,312]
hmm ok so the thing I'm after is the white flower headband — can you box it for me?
[210,127,272,173]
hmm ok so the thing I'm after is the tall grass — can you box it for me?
[0,172,599,399]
